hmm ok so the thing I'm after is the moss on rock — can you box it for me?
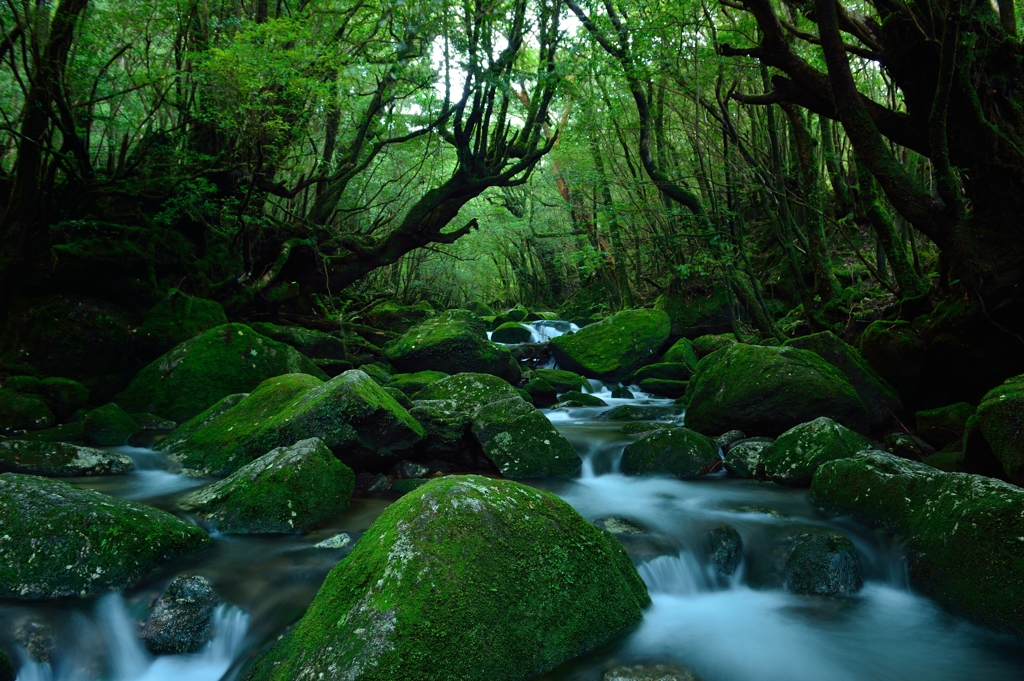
[412,372,520,410]
[117,324,327,423]
[0,473,209,599]
[0,440,134,476]
[138,292,227,359]
[491,322,533,344]
[523,378,558,408]
[179,438,354,534]
[858,320,926,400]
[384,310,520,382]
[915,402,976,450]
[632,362,693,382]
[620,428,719,477]
[762,417,872,485]
[654,289,733,337]
[0,648,13,681]
[161,371,424,476]
[464,301,495,318]
[37,377,89,420]
[386,371,449,397]
[723,438,773,478]
[638,379,689,398]
[533,369,589,393]
[684,344,869,437]
[691,334,736,359]
[471,397,581,478]
[365,300,436,334]
[244,475,649,681]
[550,310,670,381]
[661,339,699,370]
[785,331,901,427]
[83,402,140,446]
[0,389,54,433]
[964,375,1024,485]
[555,390,608,407]
[810,452,1024,634]
[250,323,349,361]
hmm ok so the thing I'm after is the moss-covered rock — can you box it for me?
[464,301,496,317]
[523,378,558,408]
[0,474,210,599]
[761,417,872,485]
[661,338,699,370]
[555,390,608,407]
[386,371,449,397]
[117,324,327,423]
[785,331,901,427]
[132,413,177,430]
[391,477,430,495]
[916,402,976,450]
[138,292,227,359]
[632,362,693,382]
[491,322,533,344]
[638,379,689,398]
[365,300,436,334]
[384,387,413,410]
[620,428,719,477]
[691,334,736,359]
[963,375,1024,485]
[723,437,773,478]
[684,344,869,437]
[139,575,218,654]
[359,362,393,385]
[604,664,701,681]
[161,371,424,476]
[408,400,473,457]
[384,310,520,382]
[810,452,1024,634]
[250,322,349,361]
[13,422,85,443]
[783,533,862,596]
[654,289,734,338]
[859,320,926,400]
[533,368,588,393]
[597,405,676,421]
[37,377,89,420]
[155,392,249,453]
[244,475,650,681]
[82,402,140,446]
[471,397,581,478]
[179,438,354,534]
[0,389,54,433]
[0,440,134,476]
[550,310,670,381]
[412,372,520,410]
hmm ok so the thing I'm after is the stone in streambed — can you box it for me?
[491,322,533,344]
[0,389,54,433]
[783,533,862,596]
[249,322,349,360]
[137,292,227,359]
[551,309,671,381]
[179,438,354,534]
[638,378,688,398]
[707,526,742,577]
[761,417,872,485]
[691,334,735,359]
[532,368,588,393]
[0,440,133,476]
[684,344,869,437]
[472,397,581,478]
[596,404,676,422]
[82,402,139,446]
[555,390,608,407]
[139,575,218,654]
[385,370,449,397]
[117,323,327,423]
[36,377,90,420]
[811,451,1024,634]
[632,362,693,382]
[916,402,976,450]
[723,437,773,478]
[0,473,210,599]
[621,428,719,478]
[661,338,699,369]
[522,377,558,408]
[962,374,1024,484]
[244,475,650,681]
[604,665,702,681]
[384,310,520,382]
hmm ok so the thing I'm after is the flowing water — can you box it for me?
[3,354,1024,680]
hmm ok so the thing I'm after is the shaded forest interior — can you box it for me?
[1,0,1023,416]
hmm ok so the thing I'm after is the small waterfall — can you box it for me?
[638,553,712,596]
[97,594,149,680]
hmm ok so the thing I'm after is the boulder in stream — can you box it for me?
[811,451,1024,634]
[620,428,720,478]
[385,370,449,397]
[661,338,699,369]
[783,533,863,596]
[0,440,134,476]
[550,309,671,381]
[722,437,773,478]
[531,368,588,392]
[383,310,520,382]
[179,438,354,534]
[82,402,140,446]
[915,402,975,450]
[117,323,327,423]
[555,390,608,407]
[684,344,869,437]
[139,575,218,654]
[249,322,349,360]
[761,417,872,486]
[244,475,650,681]
[0,473,210,599]
[472,397,581,478]
[707,526,743,577]
[491,322,532,343]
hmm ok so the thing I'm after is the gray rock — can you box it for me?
[723,437,773,478]
[314,533,351,549]
[716,430,746,451]
[783,533,863,596]
[14,620,54,663]
[707,526,742,577]
[594,517,649,535]
[0,440,134,477]
[394,460,430,479]
[139,575,218,654]
[604,664,702,681]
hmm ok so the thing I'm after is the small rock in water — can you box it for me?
[604,663,702,681]
[594,516,649,535]
[394,460,430,479]
[0,440,134,477]
[139,575,218,654]
[611,385,635,399]
[314,533,351,549]
[715,430,746,451]
[783,533,863,596]
[82,402,140,446]
[361,473,392,492]
[15,619,55,663]
[722,437,773,478]
[706,526,742,577]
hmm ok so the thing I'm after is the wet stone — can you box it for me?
[716,430,746,451]
[14,620,55,664]
[314,533,352,549]
[723,437,773,479]
[783,533,863,596]
[138,575,218,654]
[394,460,430,479]
[594,516,649,535]
[611,385,635,399]
[604,664,702,681]
[706,526,742,577]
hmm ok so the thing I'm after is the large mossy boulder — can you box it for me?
[160,371,424,476]
[365,300,436,334]
[137,292,227,359]
[859,320,926,401]
[82,402,140,446]
[532,368,588,393]
[654,289,733,337]
[661,338,699,370]
[383,310,520,382]
[385,371,449,397]
[117,323,328,423]
[0,474,209,599]
[620,428,719,477]
[0,389,54,433]
[179,438,354,534]
[244,475,650,681]
[0,440,134,476]
[684,344,869,437]
[249,322,349,360]
[785,331,901,427]
[491,322,532,344]
[761,417,872,485]
[412,372,520,409]
[811,452,1024,634]
[471,397,581,478]
[962,375,1024,485]
[550,309,671,381]
[632,362,693,382]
